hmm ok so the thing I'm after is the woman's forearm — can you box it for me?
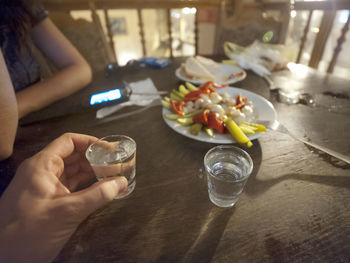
[0,51,19,160]
[15,17,93,119]
[17,17,93,118]
[16,61,92,118]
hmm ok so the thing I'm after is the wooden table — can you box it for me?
[1,58,350,262]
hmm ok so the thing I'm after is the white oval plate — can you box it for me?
[175,63,246,85]
[162,87,277,144]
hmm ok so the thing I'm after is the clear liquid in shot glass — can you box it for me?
[207,155,250,207]
[86,137,136,198]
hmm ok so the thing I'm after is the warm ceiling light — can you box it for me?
[290,10,297,18]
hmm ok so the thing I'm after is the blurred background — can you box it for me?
[38,0,350,80]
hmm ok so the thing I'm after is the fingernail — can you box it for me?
[114,176,128,190]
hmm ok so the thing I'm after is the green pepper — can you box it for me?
[164,114,179,120]
[172,89,184,99]
[204,128,214,137]
[184,109,202,118]
[176,117,193,126]
[241,122,267,132]
[170,92,183,101]
[224,117,253,147]
[179,85,190,95]
[238,125,255,135]
[161,100,171,109]
[185,82,198,91]
[190,123,203,135]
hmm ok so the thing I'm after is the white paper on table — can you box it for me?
[96,78,160,119]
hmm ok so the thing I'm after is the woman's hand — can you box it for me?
[0,133,127,263]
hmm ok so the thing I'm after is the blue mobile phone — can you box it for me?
[90,87,129,108]
[140,57,171,68]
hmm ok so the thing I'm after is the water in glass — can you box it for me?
[205,146,253,207]
[86,136,136,198]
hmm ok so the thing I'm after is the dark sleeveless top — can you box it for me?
[0,4,48,92]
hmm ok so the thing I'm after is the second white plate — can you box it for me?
[175,63,246,85]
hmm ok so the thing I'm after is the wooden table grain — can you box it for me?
[1,58,350,263]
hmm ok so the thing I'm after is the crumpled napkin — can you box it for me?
[228,53,271,77]
[96,78,160,119]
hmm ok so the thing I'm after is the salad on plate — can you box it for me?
[161,81,267,147]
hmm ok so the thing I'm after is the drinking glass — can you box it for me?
[204,145,253,207]
[85,135,136,199]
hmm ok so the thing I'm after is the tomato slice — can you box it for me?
[200,86,215,94]
[184,84,216,102]
[207,112,225,134]
[236,93,247,105]
[199,82,216,94]
[235,94,247,109]
[185,90,204,101]
[192,109,209,125]
[184,96,201,102]
[170,100,184,116]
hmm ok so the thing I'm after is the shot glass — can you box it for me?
[204,145,253,207]
[85,135,136,199]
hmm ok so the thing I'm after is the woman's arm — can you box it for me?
[16,17,92,118]
[0,51,19,160]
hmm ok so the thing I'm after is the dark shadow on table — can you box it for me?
[179,208,235,263]
[240,139,265,197]
[241,140,350,197]
[54,192,235,263]
[245,172,350,198]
